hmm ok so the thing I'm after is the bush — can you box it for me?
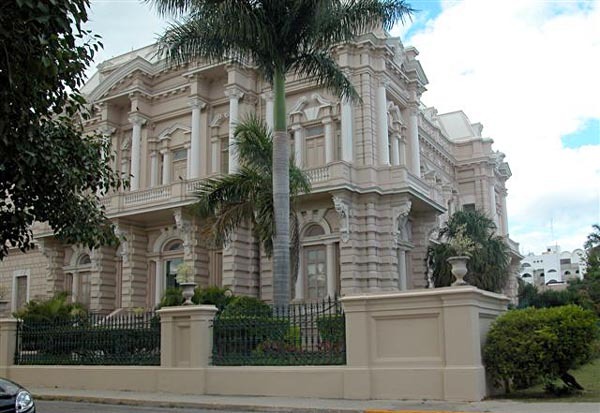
[193,286,232,309]
[220,296,272,318]
[159,287,184,308]
[316,314,345,345]
[483,305,599,393]
[14,292,86,322]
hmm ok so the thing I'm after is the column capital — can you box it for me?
[96,125,116,137]
[188,96,207,110]
[290,123,303,132]
[261,91,273,102]
[159,148,170,155]
[128,113,148,126]
[224,86,244,100]
[321,116,334,125]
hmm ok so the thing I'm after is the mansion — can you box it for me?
[0,31,521,314]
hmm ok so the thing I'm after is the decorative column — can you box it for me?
[323,116,334,163]
[185,143,192,178]
[376,80,390,166]
[160,149,171,185]
[153,258,162,306]
[488,181,498,228]
[399,133,407,166]
[292,124,303,167]
[340,100,353,163]
[224,87,244,173]
[294,250,304,301]
[407,104,421,176]
[326,243,336,297]
[189,97,206,179]
[262,91,274,131]
[128,114,146,191]
[397,249,407,290]
[150,150,159,187]
[391,132,400,166]
[500,189,509,236]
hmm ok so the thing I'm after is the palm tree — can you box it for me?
[148,0,413,306]
[195,117,311,289]
[425,210,510,293]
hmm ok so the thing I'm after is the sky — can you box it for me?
[86,0,600,255]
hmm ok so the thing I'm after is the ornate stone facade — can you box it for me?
[0,31,520,311]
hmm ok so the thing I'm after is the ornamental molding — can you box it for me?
[158,123,191,141]
[392,201,412,245]
[173,208,193,257]
[289,93,336,122]
[332,195,350,243]
[114,225,130,265]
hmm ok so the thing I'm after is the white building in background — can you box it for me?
[519,246,586,288]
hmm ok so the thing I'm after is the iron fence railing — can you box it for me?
[15,312,160,365]
[212,297,346,366]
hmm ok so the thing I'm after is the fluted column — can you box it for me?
[185,143,191,178]
[160,149,171,185]
[150,150,159,187]
[391,132,400,166]
[292,124,303,167]
[489,181,498,228]
[398,248,407,291]
[341,100,353,162]
[376,80,390,166]
[189,97,206,179]
[407,105,421,176]
[500,189,509,236]
[224,87,244,173]
[323,116,334,163]
[128,114,146,191]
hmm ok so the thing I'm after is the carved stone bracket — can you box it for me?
[332,196,350,243]
[173,209,193,257]
[114,224,129,265]
[392,201,412,245]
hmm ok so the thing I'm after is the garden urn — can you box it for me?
[447,256,470,286]
[180,282,197,305]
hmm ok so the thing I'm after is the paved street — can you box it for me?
[37,400,255,413]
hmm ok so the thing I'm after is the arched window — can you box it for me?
[564,271,571,276]
[548,269,557,273]
[300,223,329,301]
[163,239,184,289]
[522,273,532,278]
[78,254,91,265]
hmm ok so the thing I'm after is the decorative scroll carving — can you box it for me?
[114,225,129,265]
[173,209,193,257]
[392,201,412,244]
[332,195,350,243]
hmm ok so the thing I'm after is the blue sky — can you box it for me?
[86,0,600,255]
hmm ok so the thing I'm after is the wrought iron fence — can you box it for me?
[212,297,346,366]
[15,312,160,365]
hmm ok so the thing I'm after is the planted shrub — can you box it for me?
[220,296,272,318]
[316,314,345,345]
[483,305,599,393]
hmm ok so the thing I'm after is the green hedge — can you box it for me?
[483,305,599,392]
[316,314,345,345]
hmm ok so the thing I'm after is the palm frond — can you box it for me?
[290,51,359,102]
[234,115,273,174]
[310,0,414,49]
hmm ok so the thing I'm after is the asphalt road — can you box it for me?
[37,400,255,413]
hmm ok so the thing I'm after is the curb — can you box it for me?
[33,393,364,413]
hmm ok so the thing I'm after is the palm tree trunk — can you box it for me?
[271,68,291,307]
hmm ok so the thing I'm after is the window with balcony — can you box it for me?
[172,148,187,181]
[304,125,325,168]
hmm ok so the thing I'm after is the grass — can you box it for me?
[498,358,600,402]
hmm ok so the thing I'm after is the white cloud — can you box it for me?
[404,0,600,254]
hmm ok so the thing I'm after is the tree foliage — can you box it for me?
[483,305,599,393]
[426,210,510,292]
[149,0,413,306]
[0,0,121,259]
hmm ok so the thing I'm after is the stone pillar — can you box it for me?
[150,150,159,187]
[117,225,148,309]
[326,243,336,297]
[294,249,304,301]
[185,143,192,178]
[189,97,206,179]
[161,149,171,185]
[376,81,390,166]
[157,305,218,368]
[39,238,65,296]
[0,319,17,376]
[341,100,353,163]
[221,224,260,297]
[323,116,334,164]
[89,246,116,314]
[262,91,274,131]
[225,87,244,173]
[407,105,420,176]
[128,114,146,191]
[292,124,303,167]
[210,136,220,174]
[399,134,407,166]
[500,189,509,236]
[391,132,400,166]
[488,181,498,228]
[397,248,407,290]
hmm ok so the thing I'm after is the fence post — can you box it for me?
[157,305,218,368]
[0,318,18,377]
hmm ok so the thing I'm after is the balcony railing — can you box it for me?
[305,166,330,183]
[123,186,171,206]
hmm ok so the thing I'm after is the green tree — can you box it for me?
[426,209,510,292]
[0,0,121,259]
[567,224,600,315]
[194,117,311,285]
[148,0,413,306]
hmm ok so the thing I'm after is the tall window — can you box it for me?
[76,254,92,308]
[304,125,325,168]
[220,137,229,173]
[163,240,184,289]
[172,148,187,181]
[302,224,327,301]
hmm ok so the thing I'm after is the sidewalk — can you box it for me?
[31,387,600,413]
